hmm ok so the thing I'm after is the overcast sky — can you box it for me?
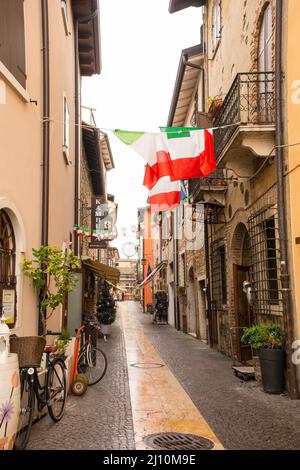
[82,0,201,257]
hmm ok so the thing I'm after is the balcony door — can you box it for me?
[258,4,273,122]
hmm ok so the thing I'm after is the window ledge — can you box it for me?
[0,61,30,103]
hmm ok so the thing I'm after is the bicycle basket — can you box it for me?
[10,336,46,368]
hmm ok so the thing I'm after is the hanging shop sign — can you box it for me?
[90,196,115,247]
[2,288,16,325]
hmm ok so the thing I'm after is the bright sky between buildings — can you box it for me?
[82,0,202,257]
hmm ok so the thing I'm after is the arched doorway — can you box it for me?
[0,209,17,327]
[231,223,253,363]
[187,266,197,337]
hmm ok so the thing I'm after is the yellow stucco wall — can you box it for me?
[286,0,300,339]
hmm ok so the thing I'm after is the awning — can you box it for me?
[83,259,120,284]
[105,279,127,293]
[138,261,167,289]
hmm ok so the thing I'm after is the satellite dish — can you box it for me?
[121,241,136,258]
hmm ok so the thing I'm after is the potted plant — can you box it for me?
[207,95,223,118]
[22,246,80,335]
[55,328,72,356]
[96,282,117,336]
[241,323,285,394]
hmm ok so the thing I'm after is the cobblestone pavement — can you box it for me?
[27,313,135,450]
[27,302,300,450]
[127,302,300,450]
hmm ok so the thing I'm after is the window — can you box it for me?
[61,0,70,35]
[211,241,227,307]
[213,0,222,50]
[0,0,26,88]
[265,217,279,304]
[219,246,227,304]
[258,4,272,73]
[0,210,16,328]
[63,96,70,163]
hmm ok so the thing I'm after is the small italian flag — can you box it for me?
[84,228,91,238]
[77,227,83,237]
[92,230,98,239]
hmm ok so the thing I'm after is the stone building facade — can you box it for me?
[167,0,286,366]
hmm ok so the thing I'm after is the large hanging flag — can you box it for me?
[114,130,172,189]
[160,127,216,182]
[114,128,216,190]
[149,177,181,213]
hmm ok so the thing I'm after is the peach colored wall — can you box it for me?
[0,1,77,335]
[286,0,300,343]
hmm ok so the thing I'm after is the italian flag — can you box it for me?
[149,177,180,213]
[114,128,216,190]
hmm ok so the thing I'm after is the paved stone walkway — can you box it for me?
[27,301,300,450]
[27,313,135,450]
[131,303,300,450]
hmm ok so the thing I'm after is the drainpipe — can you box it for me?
[39,0,50,335]
[41,0,50,247]
[204,210,213,346]
[74,9,99,256]
[183,55,205,113]
[275,0,299,398]
[173,208,180,330]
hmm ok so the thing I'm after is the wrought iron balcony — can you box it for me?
[189,169,228,202]
[213,72,275,158]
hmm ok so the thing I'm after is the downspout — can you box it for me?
[204,210,213,346]
[39,0,50,335]
[183,55,205,113]
[173,208,180,330]
[275,0,299,398]
[74,8,99,256]
[41,0,50,247]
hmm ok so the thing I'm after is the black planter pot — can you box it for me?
[258,348,285,394]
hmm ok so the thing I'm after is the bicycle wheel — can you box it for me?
[14,369,35,450]
[47,359,67,422]
[78,345,107,386]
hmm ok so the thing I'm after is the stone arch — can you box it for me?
[250,0,275,72]
[231,222,251,266]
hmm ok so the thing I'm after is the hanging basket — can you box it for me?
[10,336,46,368]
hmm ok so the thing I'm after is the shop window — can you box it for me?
[0,210,17,327]
[0,0,26,88]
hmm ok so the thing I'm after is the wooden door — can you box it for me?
[233,265,252,363]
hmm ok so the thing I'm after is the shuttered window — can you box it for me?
[0,0,26,88]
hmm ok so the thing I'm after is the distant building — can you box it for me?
[116,259,138,299]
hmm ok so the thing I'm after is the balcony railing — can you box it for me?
[189,169,228,202]
[213,72,275,158]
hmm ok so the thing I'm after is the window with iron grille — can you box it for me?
[211,240,227,308]
[0,210,17,327]
[248,205,282,317]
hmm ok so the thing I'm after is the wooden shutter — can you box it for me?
[0,0,26,88]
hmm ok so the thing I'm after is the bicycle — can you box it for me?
[71,318,108,389]
[13,337,67,450]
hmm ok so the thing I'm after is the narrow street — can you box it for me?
[27,302,300,451]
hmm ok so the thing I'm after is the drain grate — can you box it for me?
[144,432,215,451]
[130,363,164,369]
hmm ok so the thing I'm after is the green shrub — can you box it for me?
[241,323,285,350]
